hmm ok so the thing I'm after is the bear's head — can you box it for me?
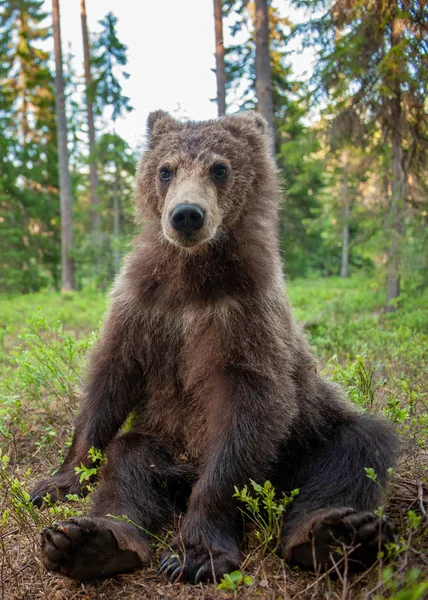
[135,111,275,251]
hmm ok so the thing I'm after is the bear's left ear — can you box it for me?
[146,110,180,149]
[223,111,270,135]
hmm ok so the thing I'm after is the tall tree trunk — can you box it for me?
[113,165,120,274]
[213,0,226,116]
[254,0,274,129]
[52,0,75,291]
[340,150,350,278]
[386,14,405,311]
[80,0,100,231]
[18,13,29,144]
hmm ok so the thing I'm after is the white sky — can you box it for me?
[48,0,313,148]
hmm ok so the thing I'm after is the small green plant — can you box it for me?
[364,466,379,484]
[0,450,85,537]
[233,480,299,557]
[326,350,384,409]
[74,447,106,493]
[217,570,253,591]
[376,567,428,600]
[34,425,58,449]
[0,451,45,529]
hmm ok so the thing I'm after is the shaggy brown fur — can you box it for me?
[32,111,397,584]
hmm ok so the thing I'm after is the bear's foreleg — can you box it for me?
[161,368,291,584]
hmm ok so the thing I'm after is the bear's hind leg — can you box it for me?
[277,413,397,573]
[40,432,192,580]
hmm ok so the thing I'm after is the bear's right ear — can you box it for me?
[146,110,180,149]
[229,111,269,135]
[221,111,273,150]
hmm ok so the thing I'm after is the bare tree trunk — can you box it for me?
[386,15,405,312]
[113,165,120,274]
[80,0,100,231]
[254,0,274,129]
[17,14,29,144]
[52,0,75,291]
[340,151,350,278]
[213,0,226,116]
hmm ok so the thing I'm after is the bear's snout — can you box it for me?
[170,204,205,236]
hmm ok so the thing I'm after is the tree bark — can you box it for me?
[17,13,29,144]
[213,0,226,116]
[52,0,75,291]
[254,0,274,129]
[113,165,120,274]
[340,151,350,278]
[80,0,101,231]
[386,14,405,312]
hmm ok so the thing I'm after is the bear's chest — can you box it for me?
[138,301,234,457]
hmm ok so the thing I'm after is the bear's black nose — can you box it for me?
[170,204,205,235]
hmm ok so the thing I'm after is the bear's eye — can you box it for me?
[212,163,228,181]
[159,167,172,181]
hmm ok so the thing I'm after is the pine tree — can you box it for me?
[91,12,132,123]
[277,98,327,278]
[91,12,133,273]
[0,0,60,292]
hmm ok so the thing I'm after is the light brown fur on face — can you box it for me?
[160,170,222,249]
[33,110,397,586]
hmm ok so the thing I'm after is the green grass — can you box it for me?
[0,288,107,366]
[289,277,428,399]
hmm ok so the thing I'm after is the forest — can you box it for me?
[0,1,427,599]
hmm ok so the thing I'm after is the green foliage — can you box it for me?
[3,311,93,404]
[0,311,95,438]
[376,567,428,600]
[71,132,137,287]
[326,350,383,409]
[0,451,45,529]
[0,289,106,366]
[0,0,60,293]
[73,231,121,290]
[234,480,299,557]
[0,450,84,533]
[91,12,133,123]
[75,448,105,484]
[217,570,253,591]
[277,98,329,278]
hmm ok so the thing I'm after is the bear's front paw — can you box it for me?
[160,542,240,584]
[30,470,82,506]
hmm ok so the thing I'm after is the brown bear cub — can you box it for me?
[33,111,396,584]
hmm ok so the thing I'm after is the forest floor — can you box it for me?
[0,276,427,600]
